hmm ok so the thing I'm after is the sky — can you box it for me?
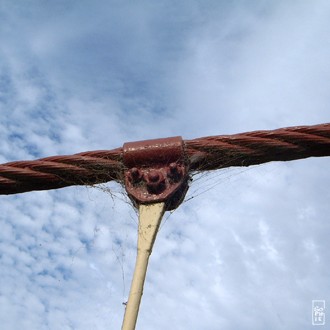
[0,1,329,329]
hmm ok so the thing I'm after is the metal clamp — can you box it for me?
[123,136,189,210]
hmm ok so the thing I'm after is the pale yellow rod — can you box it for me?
[121,202,166,330]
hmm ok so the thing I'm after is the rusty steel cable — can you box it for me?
[0,123,329,195]
[185,123,330,171]
[0,149,123,195]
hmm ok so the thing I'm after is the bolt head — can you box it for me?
[145,170,165,194]
[167,162,182,181]
[148,170,160,182]
[169,162,178,173]
[129,167,142,183]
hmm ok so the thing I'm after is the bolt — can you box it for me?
[148,170,160,182]
[146,170,165,194]
[129,167,142,183]
[167,162,182,181]
[169,162,178,174]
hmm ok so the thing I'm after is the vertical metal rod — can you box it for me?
[121,202,166,330]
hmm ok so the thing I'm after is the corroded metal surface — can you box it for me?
[123,137,189,210]
[0,123,329,195]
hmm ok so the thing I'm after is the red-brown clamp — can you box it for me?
[123,136,189,210]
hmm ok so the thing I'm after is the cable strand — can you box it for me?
[0,123,329,195]
[185,123,330,171]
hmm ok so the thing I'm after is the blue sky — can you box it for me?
[0,1,329,329]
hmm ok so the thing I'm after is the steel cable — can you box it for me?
[0,123,329,195]
[185,123,330,171]
[0,149,123,194]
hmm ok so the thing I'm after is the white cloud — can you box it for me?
[0,1,329,329]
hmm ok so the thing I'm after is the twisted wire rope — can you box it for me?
[0,123,329,195]
[186,123,330,171]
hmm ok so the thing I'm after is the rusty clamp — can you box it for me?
[123,136,190,210]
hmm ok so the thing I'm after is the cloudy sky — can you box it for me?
[0,1,329,329]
